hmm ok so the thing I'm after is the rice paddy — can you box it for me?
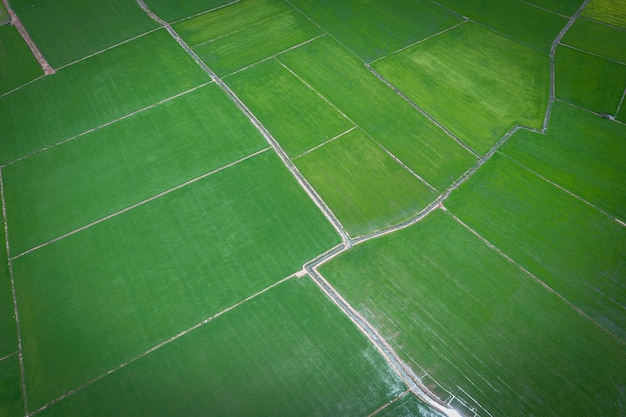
[1,1,624,416]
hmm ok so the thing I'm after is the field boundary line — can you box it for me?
[367,389,410,417]
[11,147,270,260]
[55,28,161,71]
[558,42,626,66]
[169,0,239,25]
[0,73,46,98]
[136,0,351,244]
[544,0,590,132]
[498,152,625,225]
[615,88,626,117]
[445,208,626,347]
[223,34,325,78]
[0,350,17,363]
[368,20,468,65]
[514,0,570,18]
[30,274,296,416]
[0,170,29,416]
[1,82,212,168]
[293,126,357,160]
[556,98,626,126]
[191,9,295,49]
[2,0,54,75]
[366,64,480,159]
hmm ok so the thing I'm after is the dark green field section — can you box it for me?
[0,356,24,417]
[501,102,626,221]
[373,22,549,155]
[225,58,354,157]
[142,0,233,23]
[3,83,267,256]
[523,0,582,15]
[295,129,437,237]
[320,209,626,417]
[35,277,405,417]
[561,18,626,64]
[13,0,157,68]
[278,36,476,191]
[176,0,322,77]
[288,0,462,62]
[555,45,626,115]
[446,154,626,341]
[0,25,41,94]
[436,0,567,52]
[374,394,444,417]
[583,0,626,29]
[12,151,340,410]
[0,214,16,358]
[0,29,209,166]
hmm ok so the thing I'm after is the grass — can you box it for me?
[521,0,582,15]
[435,0,567,52]
[373,22,549,155]
[0,25,42,94]
[2,83,268,256]
[278,36,476,190]
[225,58,353,157]
[583,0,626,29]
[287,0,462,62]
[35,277,406,417]
[0,29,210,166]
[320,209,626,417]
[0,356,24,417]
[191,10,322,76]
[561,18,626,64]
[0,2,8,24]
[12,151,340,410]
[500,101,626,221]
[141,0,233,23]
[445,153,626,341]
[555,45,626,115]
[14,0,158,68]
[294,128,438,237]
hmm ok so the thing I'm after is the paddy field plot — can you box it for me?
[372,22,549,155]
[278,36,476,190]
[501,101,626,221]
[12,0,158,68]
[561,17,626,64]
[0,356,23,417]
[435,0,567,52]
[0,25,42,94]
[225,58,354,158]
[320,209,626,417]
[0,29,209,166]
[287,0,462,62]
[295,129,438,237]
[519,0,582,15]
[0,215,15,357]
[555,44,626,115]
[34,276,406,417]
[445,153,626,341]
[142,0,234,23]
[375,394,444,417]
[12,151,340,410]
[0,2,8,24]
[2,83,267,256]
[582,0,626,28]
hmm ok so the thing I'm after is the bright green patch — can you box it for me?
[278,37,476,190]
[14,0,158,68]
[436,0,566,52]
[295,129,437,237]
[0,356,23,417]
[583,0,626,29]
[226,58,353,157]
[12,151,340,410]
[0,215,16,358]
[446,154,626,341]
[501,101,626,221]
[0,25,42,94]
[522,0,582,15]
[288,0,461,62]
[373,23,549,154]
[142,0,233,22]
[555,45,626,114]
[192,10,322,76]
[3,84,267,255]
[174,0,291,47]
[562,18,626,63]
[0,29,210,166]
[0,2,9,25]
[321,209,626,417]
[36,277,404,417]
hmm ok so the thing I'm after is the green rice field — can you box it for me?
[1,1,624,416]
